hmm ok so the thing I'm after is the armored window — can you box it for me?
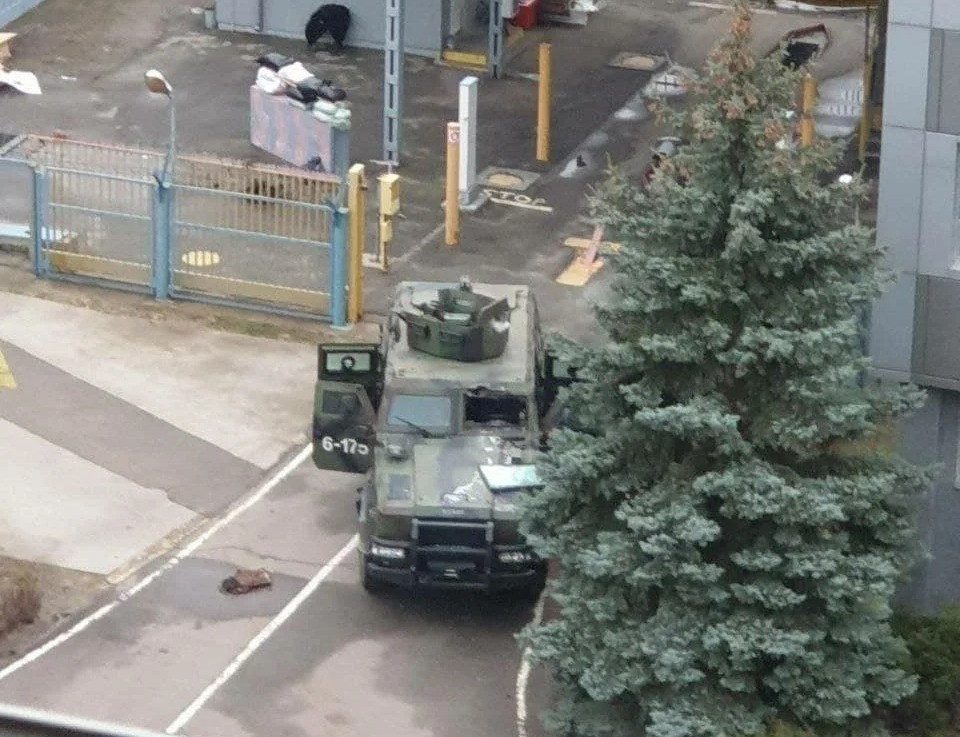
[463,391,527,427]
[386,394,452,431]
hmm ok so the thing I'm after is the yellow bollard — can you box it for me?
[378,171,399,272]
[537,43,552,163]
[800,74,817,147]
[347,163,366,324]
[445,122,460,247]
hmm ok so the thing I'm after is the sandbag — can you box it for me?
[278,61,313,85]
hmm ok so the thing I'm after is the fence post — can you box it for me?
[31,166,46,277]
[347,164,365,324]
[330,207,348,328]
[151,182,172,300]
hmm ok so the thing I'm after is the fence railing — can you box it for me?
[0,135,354,326]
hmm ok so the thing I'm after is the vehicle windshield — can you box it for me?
[385,394,453,433]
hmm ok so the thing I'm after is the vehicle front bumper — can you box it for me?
[365,535,544,592]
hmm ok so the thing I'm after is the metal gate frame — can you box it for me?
[5,135,351,326]
[0,156,39,267]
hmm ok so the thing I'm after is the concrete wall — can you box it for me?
[215,0,445,57]
[0,0,44,29]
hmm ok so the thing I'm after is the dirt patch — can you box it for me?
[0,557,107,667]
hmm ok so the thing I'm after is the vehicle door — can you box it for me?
[313,343,381,473]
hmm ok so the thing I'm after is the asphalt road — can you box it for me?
[0,452,545,737]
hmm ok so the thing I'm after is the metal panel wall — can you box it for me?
[217,0,443,56]
[0,0,44,29]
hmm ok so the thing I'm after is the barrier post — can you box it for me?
[800,74,817,147]
[445,122,460,246]
[537,43,552,162]
[347,163,366,323]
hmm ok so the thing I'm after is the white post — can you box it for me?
[458,75,478,207]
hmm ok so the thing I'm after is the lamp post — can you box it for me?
[838,173,859,226]
[144,69,175,184]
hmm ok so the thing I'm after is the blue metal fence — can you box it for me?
[0,139,349,326]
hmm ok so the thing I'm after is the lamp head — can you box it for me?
[144,69,173,97]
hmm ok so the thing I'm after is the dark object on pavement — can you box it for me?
[778,23,830,70]
[256,52,294,71]
[298,76,347,103]
[305,4,351,50]
[220,568,272,595]
[642,136,688,186]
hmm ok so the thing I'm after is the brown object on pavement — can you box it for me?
[220,568,272,595]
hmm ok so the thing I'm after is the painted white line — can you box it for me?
[516,590,547,737]
[165,533,359,735]
[489,197,554,213]
[0,443,314,683]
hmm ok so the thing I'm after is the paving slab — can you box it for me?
[0,418,196,575]
[0,291,315,470]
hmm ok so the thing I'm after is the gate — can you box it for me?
[0,155,35,256]
[2,135,349,324]
[40,166,155,290]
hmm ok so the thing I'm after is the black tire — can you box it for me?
[358,551,382,594]
[521,565,547,604]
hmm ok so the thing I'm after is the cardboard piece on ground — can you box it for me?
[0,33,16,64]
[556,256,605,286]
[563,236,622,253]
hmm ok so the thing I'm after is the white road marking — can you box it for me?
[489,197,554,213]
[516,590,547,737]
[165,534,359,735]
[0,443,314,682]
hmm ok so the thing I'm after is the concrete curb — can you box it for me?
[773,1,870,12]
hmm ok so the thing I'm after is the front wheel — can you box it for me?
[521,565,547,604]
[358,551,383,594]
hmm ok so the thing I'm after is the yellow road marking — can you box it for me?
[182,250,221,267]
[0,347,16,389]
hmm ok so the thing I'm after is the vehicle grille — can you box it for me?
[416,520,487,549]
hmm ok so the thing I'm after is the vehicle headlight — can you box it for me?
[371,543,406,560]
[499,550,531,564]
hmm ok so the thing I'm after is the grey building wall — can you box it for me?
[215,0,445,57]
[0,0,44,29]
[873,1,960,390]
[875,0,960,614]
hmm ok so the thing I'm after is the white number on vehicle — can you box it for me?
[320,435,370,455]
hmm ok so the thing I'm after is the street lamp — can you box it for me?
[144,69,175,184]
[837,173,859,226]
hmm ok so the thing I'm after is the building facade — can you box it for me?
[873,0,960,613]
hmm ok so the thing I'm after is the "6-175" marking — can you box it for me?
[320,436,370,455]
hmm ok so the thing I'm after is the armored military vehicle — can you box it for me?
[311,278,574,596]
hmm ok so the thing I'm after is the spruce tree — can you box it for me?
[520,5,930,737]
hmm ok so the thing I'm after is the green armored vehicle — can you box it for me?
[311,278,573,596]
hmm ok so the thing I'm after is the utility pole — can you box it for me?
[383,0,405,164]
